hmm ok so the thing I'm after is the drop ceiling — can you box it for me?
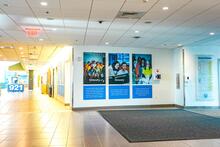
[1,0,220,65]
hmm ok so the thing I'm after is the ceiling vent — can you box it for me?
[116,11,145,19]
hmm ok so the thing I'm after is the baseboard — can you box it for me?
[184,106,220,109]
[72,104,181,111]
[174,104,184,108]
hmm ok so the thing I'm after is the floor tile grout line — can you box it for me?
[48,112,63,146]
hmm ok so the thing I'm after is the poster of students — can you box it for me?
[83,52,106,84]
[109,53,130,84]
[132,54,152,85]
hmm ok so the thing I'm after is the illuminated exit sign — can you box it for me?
[24,27,42,38]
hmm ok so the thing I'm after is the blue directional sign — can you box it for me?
[8,84,24,92]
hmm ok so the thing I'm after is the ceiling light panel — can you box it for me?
[27,0,59,9]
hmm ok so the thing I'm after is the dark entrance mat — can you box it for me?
[99,109,220,142]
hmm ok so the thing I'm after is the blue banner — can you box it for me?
[83,86,106,100]
[133,85,152,98]
[8,84,24,92]
[109,85,130,99]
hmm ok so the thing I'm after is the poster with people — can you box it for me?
[83,52,106,84]
[132,54,152,85]
[132,54,152,98]
[109,53,129,84]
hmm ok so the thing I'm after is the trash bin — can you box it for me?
[49,86,53,97]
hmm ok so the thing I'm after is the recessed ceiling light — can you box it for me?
[19,47,23,50]
[40,2,48,6]
[209,32,215,35]
[177,44,183,47]
[39,38,44,41]
[163,6,169,10]
[105,42,109,45]
[135,30,139,33]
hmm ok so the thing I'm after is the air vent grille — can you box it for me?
[116,11,145,19]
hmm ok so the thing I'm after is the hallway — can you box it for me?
[0,91,68,113]
[0,92,220,147]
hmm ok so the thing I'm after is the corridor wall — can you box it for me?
[184,46,220,106]
[72,46,175,108]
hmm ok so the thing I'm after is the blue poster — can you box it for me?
[133,85,152,98]
[132,54,153,98]
[132,54,152,84]
[109,86,130,99]
[84,52,106,84]
[83,86,106,100]
[109,53,129,84]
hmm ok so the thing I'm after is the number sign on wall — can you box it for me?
[8,84,24,92]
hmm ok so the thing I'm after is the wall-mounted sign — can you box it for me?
[132,54,153,98]
[8,84,24,92]
[176,73,180,89]
[83,52,106,100]
[196,56,213,101]
[83,52,106,84]
[108,53,130,99]
[24,27,42,38]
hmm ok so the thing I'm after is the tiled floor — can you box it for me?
[1,90,220,147]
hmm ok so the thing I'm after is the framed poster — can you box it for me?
[132,54,152,84]
[83,52,106,100]
[132,54,152,98]
[108,53,129,84]
[196,56,213,101]
[83,52,106,84]
[108,53,130,99]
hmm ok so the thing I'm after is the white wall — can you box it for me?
[72,46,175,108]
[184,46,220,106]
[64,59,72,105]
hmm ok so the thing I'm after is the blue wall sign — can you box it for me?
[109,85,130,99]
[8,84,24,92]
[83,86,106,100]
[133,85,152,98]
